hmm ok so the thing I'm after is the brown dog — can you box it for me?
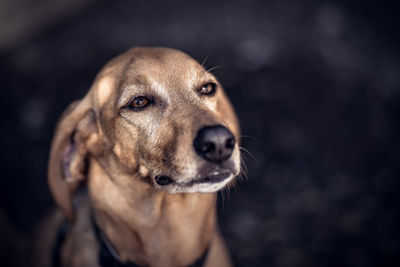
[43,47,240,267]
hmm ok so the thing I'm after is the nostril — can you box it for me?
[155,175,174,186]
[226,138,235,149]
[202,142,215,153]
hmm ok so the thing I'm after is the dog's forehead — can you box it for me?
[129,47,200,69]
[122,48,206,89]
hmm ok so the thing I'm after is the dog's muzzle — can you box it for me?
[154,125,237,189]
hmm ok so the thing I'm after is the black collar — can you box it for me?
[52,219,70,267]
[52,218,210,267]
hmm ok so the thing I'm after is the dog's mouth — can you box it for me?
[155,170,232,187]
[184,170,232,186]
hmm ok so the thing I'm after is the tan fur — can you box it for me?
[43,47,239,267]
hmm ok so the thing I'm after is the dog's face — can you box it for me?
[48,47,240,219]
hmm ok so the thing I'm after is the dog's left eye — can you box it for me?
[128,96,151,110]
[199,82,217,96]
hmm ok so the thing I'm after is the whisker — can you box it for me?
[240,157,248,173]
[201,53,210,67]
[206,65,224,73]
[234,156,249,185]
[240,163,249,182]
[240,146,256,161]
[223,184,231,202]
[226,184,232,199]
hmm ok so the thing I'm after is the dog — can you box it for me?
[39,47,240,267]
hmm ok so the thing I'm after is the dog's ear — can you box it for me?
[48,98,98,222]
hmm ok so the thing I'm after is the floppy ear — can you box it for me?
[48,97,98,222]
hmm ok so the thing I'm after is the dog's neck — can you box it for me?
[87,160,217,266]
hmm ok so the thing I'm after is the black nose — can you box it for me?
[193,125,236,163]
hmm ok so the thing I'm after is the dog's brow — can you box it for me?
[146,75,167,96]
[185,66,212,89]
[117,72,155,107]
[118,85,142,107]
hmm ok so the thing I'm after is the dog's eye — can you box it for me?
[199,82,217,96]
[128,96,151,110]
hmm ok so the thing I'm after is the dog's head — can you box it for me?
[48,47,240,221]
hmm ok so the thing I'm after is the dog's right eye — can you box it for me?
[127,96,152,110]
[199,82,217,96]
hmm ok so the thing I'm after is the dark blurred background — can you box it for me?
[0,0,399,266]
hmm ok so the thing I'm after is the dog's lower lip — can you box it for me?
[192,171,231,184]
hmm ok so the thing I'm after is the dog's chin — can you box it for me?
[154,171,237,194]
